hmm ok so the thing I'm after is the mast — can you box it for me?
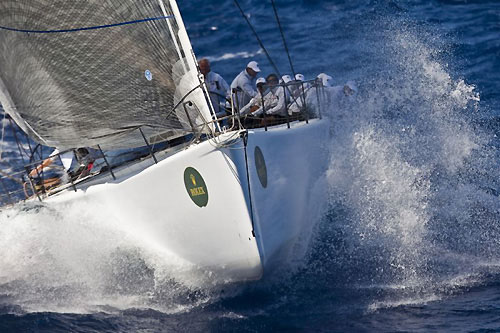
[167,0,218,131]
[168,0,197,74]
[158,1,188,73]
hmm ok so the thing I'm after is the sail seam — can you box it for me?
[0,16,173,34]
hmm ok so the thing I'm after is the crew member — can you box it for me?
[198,58,229,115]
[240,77,268,116]
[317,73,334,87]
[29,147,100,190]
[295,73,305,82]
[288,74,317,115]
[294,73,310,91]
[251,74,289,117]
[343,80,357,96]
[230,61,261,111]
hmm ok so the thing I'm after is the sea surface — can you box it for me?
[1,0,500,332]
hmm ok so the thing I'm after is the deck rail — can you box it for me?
[0,78,327,207]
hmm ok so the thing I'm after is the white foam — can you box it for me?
[0,200,217,314]
[322,20,499,309]
[368,294,442,312]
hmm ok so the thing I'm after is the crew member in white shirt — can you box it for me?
[198,58,229,116]
[288,74,318,114]
[316,73,337,106]
[230,61,261,111]
[295,73,311,91]
[29,147,100,186]
[252,74,289,117]
[240,77,268,116]
[317,73,334,87]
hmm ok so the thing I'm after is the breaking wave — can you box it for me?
[205,49,264,62]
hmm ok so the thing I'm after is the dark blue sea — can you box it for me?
[1,0,500,332]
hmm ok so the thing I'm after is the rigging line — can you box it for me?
[0,16,173,34]
[270,0,308,116]
[165,84,204,120]
[233,0,282,78]
[233,0,301,109]
[270,0,296,78]
[0,170,25,186]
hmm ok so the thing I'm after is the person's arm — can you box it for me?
[252,107,263,116]
[240,98,253,115]
[251,91,276,116]
[240,95,261,116]
[250,95,267,116]
[266,89,286,115]
[29,157,54,177]
[214,74,230,109]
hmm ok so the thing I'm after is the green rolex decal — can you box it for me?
[184,167,209,207]
[254,146,268,188]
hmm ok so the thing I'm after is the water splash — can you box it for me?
[0,200,219,314]
[319,17,500,308]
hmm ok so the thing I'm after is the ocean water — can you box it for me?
[1,0,500,332]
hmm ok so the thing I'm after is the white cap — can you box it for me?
[295,74,305,81]
[317,73,333,87]
[256,77,266,86]
[247,61,261,72]
[281,75,292,84]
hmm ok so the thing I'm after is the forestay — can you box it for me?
[0,0,214,150]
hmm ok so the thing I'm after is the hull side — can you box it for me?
[49,136,263,281]
[244,119,329,270]
[47,119,329,281]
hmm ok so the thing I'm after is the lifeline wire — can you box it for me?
[0,16,173,34]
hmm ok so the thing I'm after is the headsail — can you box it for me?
[0,0,214,150]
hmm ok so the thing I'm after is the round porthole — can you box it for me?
[254,146,267,188]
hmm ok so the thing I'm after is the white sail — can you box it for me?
[0,0,214,150]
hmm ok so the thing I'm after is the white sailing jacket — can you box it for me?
[204,71,229,114]
[230,70,257,110]
[240,89,275,116]
[252,86,289,116]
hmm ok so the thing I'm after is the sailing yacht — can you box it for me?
[0,0,329,281]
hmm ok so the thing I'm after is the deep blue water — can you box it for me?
[1,0,500,332]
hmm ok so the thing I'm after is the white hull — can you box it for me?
[48,119,329,281]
